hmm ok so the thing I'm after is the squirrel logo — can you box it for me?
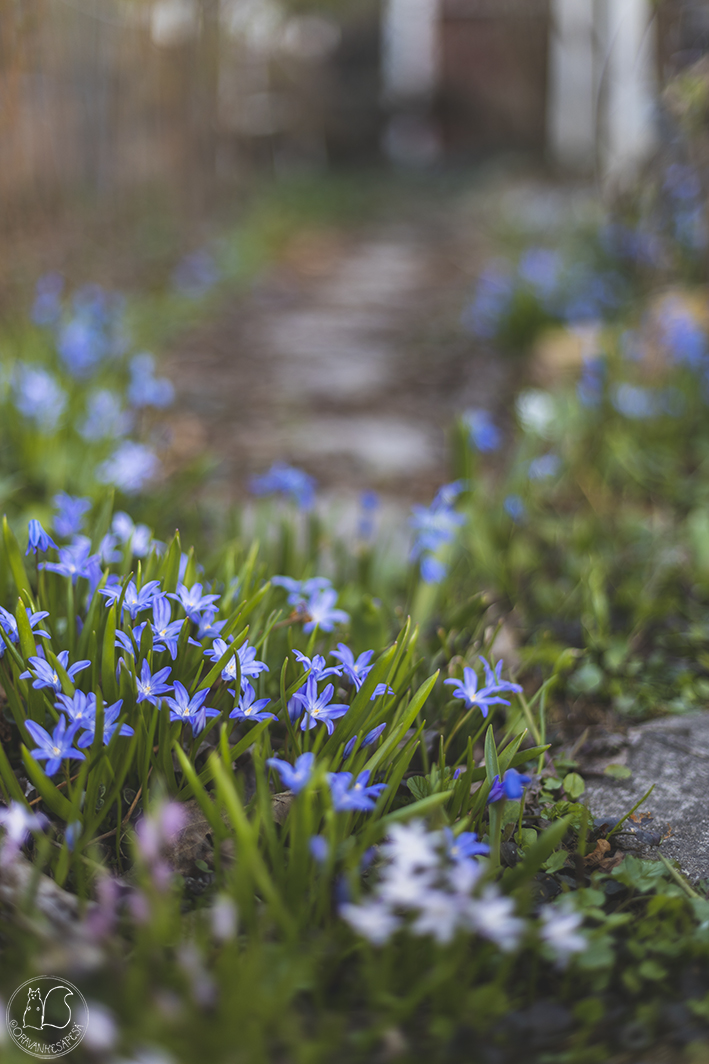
[21,985,73,1031]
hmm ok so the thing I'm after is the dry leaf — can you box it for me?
[584,839,611,867]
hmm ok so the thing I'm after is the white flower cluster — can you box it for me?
[340,820,587,967]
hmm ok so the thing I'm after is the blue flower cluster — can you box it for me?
[250,463,317,510]
[409,481,466,585]
[462,247,625,343]
[444,658,522,719]
[4,273,185,497]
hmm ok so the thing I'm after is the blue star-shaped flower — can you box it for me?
[488,769,532,803]
[135,659,172,705]
[292,649,342,682]
[76,699,134,748]
[25,520,58,556]
[24,715,86,776]
[20,651,90,693]
[168,582,220,621]
[228,682,276,723]
[330,644,374,689]
[327,770,386,812]
[265,752,315,794]
[164,681,219,735]
[292,676,348,734]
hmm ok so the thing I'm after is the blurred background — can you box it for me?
[3,0,709,520]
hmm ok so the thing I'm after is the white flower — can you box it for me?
[380,820,441,875]
[211,894,238,943]
[0,802,48,845]
[77,1002,118,1052]
[377,865,437,909]
[446,857,484,896]
[466,888,525,952]
[516,389,556,437]
[411,890,464,944]
[340,901,400,945]
[539,904,586,966]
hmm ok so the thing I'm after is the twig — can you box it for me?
[87,776,149,846]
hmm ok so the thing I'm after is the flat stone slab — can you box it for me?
[585,713,709,882]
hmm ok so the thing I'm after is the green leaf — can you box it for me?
[0,741,29,805]
[101,605,118,703]
[15,598,37,660]
[563,772,586,799]
[3,516,33,603]
[604,763,632,780]
[543,849,569,873]
[21,749,75,821]
[484,724,500,785]
[406,776,429,800]
[503,816,573,890]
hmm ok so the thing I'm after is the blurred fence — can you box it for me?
[0,0,377,227]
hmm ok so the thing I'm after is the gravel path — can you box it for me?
[165,186,514,510]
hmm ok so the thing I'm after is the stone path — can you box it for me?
[165,189,515,510]
[585,714,709,883]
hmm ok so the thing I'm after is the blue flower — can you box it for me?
[480,657,523,696]
[112,512,153,557]
[503,495,526,523]
[664,163,702,202]
[330,644,374,689]
[410,487,465,556]
[20,651,90,693]
[80,390,132,442]
[57,314,106,377]
[127,353,175,409]
[55,690,98,728]
[26,520,57,556]
[74,699,134,748]
[461,264,514,339]
[40,537,101,586]
[24,716,86,777]
[517,247,561,304]
[292,649,342,682]
[272,575,332,608]
[100,579,161,619]
[420,556,447,584]
[309,835,329,864]
[343,723,387,759]
[250,463,316,510]
[464,409,502,453]
[528,454,561,480]
[149,597,184,660]
[358,490,379,540]
[612,383,658,419]
[443,827,489,861]
[443,664,519,718]
[328,770,386,813]
[265,752,315,794]
[52,494,91,538]
[0,607,50,657]
[135,659,172,706]
[168,582,220,621]
[488,768,532,803]
[193,608,226,642]
[164,682,219,735]
[13,366,66,431]
[96,441,160,494]
[205,638,269,689]
[228,682,276,723]
[303,588,349,633]
[577,356,605,408]
[293,676,348,734]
